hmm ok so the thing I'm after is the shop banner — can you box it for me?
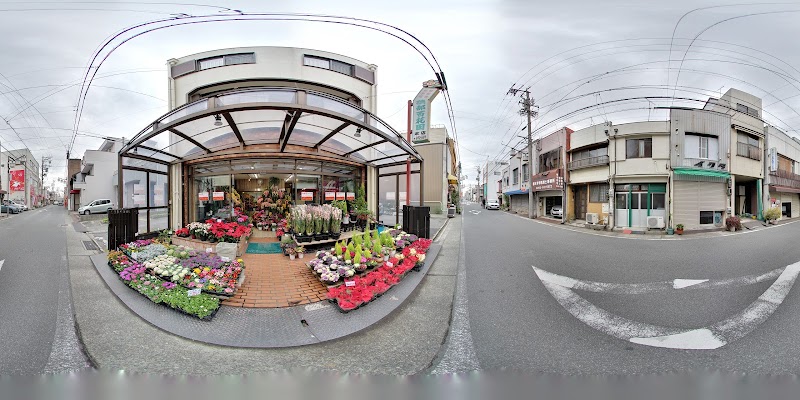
[9,169,24,192]
[336,192,345,200]
[325,191,336,201]
[531,169,564,191]
[301,191,313,201]
[212,191,225,201]
[346,192,355,200]
[198,192,209,201]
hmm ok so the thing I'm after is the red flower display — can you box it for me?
[327,236,433,312]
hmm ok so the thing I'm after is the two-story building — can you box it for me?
[532,127,570,218]
[71,137,127,211]
[567,122,611,223]
[765,125,800,219]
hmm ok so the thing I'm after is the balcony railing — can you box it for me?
[770,169,800,189]
[568,155,609,171]
[737,142,761,161]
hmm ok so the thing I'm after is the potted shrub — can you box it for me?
[288,247,297,260]
[725,216,742,231]
[297,245,305,259]
[764,207,781,224]
[675,224,684,235]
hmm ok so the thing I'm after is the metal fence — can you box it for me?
[108,208,138,250]
[567,155,609,171]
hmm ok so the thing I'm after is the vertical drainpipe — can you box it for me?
[763,125,770,221]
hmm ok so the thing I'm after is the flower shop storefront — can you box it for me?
[110,87,430,315]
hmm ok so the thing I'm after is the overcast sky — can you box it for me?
[1,0,800,192]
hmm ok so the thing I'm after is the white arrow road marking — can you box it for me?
[534,266,783,294]
[534,262,800,350]
[0,259,4,271]
[469,210,481,215]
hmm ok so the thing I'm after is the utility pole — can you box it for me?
[41,156,51,208]
[508,86,538,219]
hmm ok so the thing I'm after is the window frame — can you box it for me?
[589,183,609,203]
[625,138,652,159]
[700,211,715,225]
[512,168,519,185]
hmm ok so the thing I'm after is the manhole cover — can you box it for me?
[82,240,99,251]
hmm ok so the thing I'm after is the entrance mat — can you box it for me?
[246,242,283,254]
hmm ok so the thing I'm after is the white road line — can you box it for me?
[533,266,783,294]
[534,262,800,350]
[673,279,709,289]
[0,259,4,271]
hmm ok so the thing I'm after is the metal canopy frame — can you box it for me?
[120,88,422,168]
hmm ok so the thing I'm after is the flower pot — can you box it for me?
[675,228,684,235]
[330,232,341,240]
[290,254,296,260]
[298,253,304,259]
[666,227,674,235]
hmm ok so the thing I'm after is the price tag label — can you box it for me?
[345,281,356,287]
[206,248,213,253]
[187,288,201,297]
[386,262,394,268]
[220,256,230,262]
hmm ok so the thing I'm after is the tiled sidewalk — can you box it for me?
[222,236,328,308]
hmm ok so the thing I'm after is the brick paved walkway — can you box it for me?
[222,236,328,308]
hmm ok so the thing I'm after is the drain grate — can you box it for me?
[82,240,99,251]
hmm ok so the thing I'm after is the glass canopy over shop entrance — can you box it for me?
[118,87,423,232]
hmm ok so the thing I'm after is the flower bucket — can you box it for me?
[290,254,296,260]
[298,253,304,259]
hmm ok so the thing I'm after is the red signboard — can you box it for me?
[325,191,336,201]
[346,192,355,200]
[198,192,209,201]
[336,192,345,200]
[10,169,24,192]
[531,169,563,192]
[301,191,314,201]
[212,191,225,201]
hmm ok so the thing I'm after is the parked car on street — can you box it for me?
[550,205,563,218]
[78,199,113,215]
[11,201,27,211]
[1,203,22,214]
[2,200,25,211]
[486,200,500,210]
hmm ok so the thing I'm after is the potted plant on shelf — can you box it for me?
[296,245,305,259]
[288,246,297,260]
[330,205,342,240]
[675,224,684,235]
[764,207,781,225]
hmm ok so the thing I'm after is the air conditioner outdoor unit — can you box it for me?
[647,216,665,229]
[586,213,599,224]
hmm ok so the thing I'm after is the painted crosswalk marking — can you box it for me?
[533,263,800,350]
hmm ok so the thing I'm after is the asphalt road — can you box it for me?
[460,201,800,375]
[0,206,88,374]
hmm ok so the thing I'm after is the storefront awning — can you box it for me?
[504,189,528,195]
[673,168,730,179]
[447,174,458,184]
[771,185,800,194]
[120,88,423,168]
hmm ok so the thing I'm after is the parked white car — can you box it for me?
[3,200,26,211]
[78,199,113,215]
[486,200,500,210]
[550,205,563,218]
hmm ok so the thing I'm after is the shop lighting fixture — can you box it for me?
[354,127,362,138]
[285,174,293,182]
[214,114,223,126]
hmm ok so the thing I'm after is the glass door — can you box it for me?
[615,193,628,227]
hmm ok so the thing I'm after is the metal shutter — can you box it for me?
[673,181,726,230]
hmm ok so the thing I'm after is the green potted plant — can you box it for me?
[675,224,684,235]
[764,207,781,224]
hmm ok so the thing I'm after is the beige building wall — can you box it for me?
[414,143,446,212]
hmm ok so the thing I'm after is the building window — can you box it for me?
[700,211,714,224]
[651,193,666,210]
[512,168,519,185]
[736,131,761,160]
[626,138,652,158]
[736,103,759,118]
[198,56,224,70]
[197,53,256,71]
[778,154,793,173]
[572,146,607,162]
[589,183,609,203]
[685,134,718,160]
[303,55,356,78]
[521,164,528,182]
[538,148,561,172]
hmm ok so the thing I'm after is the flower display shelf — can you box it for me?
[306,262,381,288]
[172,236,248,257]
[294,230,356,247]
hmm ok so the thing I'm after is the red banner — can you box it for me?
[10,169,24,192]
[324,191,336,201]
[301,191,313,201]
